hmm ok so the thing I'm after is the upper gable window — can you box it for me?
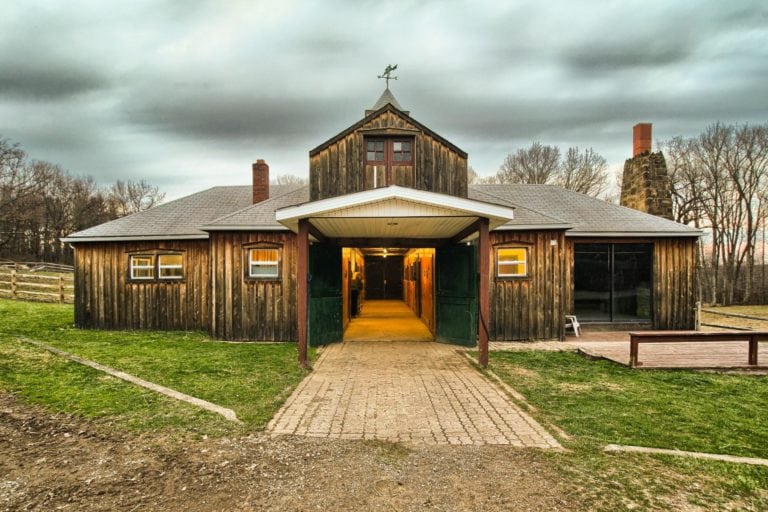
[364,138,413,165]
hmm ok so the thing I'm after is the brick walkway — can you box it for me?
[267,341,561,448]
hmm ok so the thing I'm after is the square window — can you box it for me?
[130,255,155,280]
[497,248,527,277]
[249,248,279,278]
[158,254,183,279]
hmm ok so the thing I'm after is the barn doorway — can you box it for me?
[342,247,435,342]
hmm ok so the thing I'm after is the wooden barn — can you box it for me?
[63,88,700,366]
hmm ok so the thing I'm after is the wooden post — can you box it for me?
[629,335,639,367]
[297,219,309,369]
[748,334,758,366]
[695,301,701,331]
[478,217,490,368]
[59,275,65,303]
[11,269,17,300]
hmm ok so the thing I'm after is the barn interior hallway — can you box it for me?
[343,299,433,342]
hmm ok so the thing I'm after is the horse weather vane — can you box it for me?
[378,64,398,88]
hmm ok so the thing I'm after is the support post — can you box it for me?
[297,219,309,369]
[59,275,65,303]
[748,334,758,366]
[478,217,490,368]
[11,269,17,300]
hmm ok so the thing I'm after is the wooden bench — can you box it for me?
[628,330,768,368]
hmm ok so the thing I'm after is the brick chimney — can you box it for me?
[633,123,652,156]
[252,159,269,203]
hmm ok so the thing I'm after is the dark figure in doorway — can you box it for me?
[350,271,362,317]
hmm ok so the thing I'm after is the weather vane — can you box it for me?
[378,64,398,88]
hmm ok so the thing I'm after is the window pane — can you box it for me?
[159,266,183,278]
[574,244,611,321]
[159,254,182,266]
[613,244,653,320]
[130,256,154,279]
[497,248,527,276]
[393,142,402,151]
[401,141,411,151]
[250,264,278,277]
[498,248,525,262]
[366,151,377,161]
[250,248,278,263]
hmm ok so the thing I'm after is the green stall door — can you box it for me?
[308,244,343,346]
[435,244,477,346]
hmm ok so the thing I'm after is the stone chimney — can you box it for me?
[633,122,652,156]
[252,159,269,204]
[620,123,674,220]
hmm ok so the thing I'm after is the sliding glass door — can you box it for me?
[574,243,653,322]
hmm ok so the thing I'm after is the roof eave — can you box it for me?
[201,225,291,232]
[566,231,702,238]
[61,234,209,243]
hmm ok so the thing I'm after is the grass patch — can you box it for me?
[489,351,768,458]
[485,350,768,510]
[0,298,311,436]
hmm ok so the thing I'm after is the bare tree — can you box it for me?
[497,142,608,197]
[497,142,560,184]
[660,122,768,305]
[555,147,608,197]
[108,179,165,217]
[467,166,499,185]
[271,174,307,186]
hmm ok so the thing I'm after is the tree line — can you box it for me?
[0,137,164,264]
[661,122,768,305]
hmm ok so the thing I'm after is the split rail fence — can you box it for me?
[0,267,74,304]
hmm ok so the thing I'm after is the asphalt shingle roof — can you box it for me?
[63,183,699,241]
[470,184,700,236]
[61,185,298,241]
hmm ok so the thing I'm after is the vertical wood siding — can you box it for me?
[73,240,210,331]
[209,231,298,341]
[489,231,567,341]
[310,110,467,200]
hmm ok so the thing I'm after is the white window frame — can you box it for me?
[248,248,280,279]
[158,254,184,280]
[497,247,528,278]
[130,255,155,280]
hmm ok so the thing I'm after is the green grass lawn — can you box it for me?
[487,350,768,510]
[0,298,311,436]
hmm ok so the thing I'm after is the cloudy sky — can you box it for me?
[1,0,767,199]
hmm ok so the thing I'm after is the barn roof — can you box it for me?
[470,184,700,237]
[63,184,700,242]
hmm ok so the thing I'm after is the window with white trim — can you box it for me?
[497,247,528,277]
[130,255,155,280]
[249,248,279,278]
[158,254,184,279]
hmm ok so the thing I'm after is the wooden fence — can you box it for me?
[0,268,74,304]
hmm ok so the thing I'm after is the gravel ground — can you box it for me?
[0,393,577,511]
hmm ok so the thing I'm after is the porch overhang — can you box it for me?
[275,185,515,242]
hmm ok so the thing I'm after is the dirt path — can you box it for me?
[0,393,576,511]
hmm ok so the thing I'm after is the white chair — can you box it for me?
[565,315,581,337]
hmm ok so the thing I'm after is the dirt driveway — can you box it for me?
[0,393,576,511]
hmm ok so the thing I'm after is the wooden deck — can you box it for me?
[568,332,768,370]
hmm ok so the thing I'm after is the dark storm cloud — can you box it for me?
[0,59,108,100]
[122,86,356,143]
[564,41,691,73]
